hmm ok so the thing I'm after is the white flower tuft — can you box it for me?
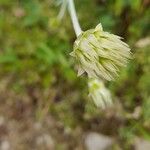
[88,78,112,108]
[70,23,132,81]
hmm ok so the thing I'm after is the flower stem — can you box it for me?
[68,0,82,36]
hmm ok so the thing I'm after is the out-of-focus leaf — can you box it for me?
[22,0,42,26]
[36,43,56,65]
[0,54,18,63]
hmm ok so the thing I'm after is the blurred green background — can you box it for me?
[0,0,150,149]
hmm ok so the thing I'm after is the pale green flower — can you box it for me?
[88,78,112,108]
[70,23,132,81]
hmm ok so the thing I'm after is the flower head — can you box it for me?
[88,78,112,108]
[70,23,132,81]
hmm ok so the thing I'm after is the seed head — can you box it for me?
[70,23,132,81]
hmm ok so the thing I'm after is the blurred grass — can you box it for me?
[0,0,150,149]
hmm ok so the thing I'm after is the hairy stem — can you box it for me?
[68,0,82,36]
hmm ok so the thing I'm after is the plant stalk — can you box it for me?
[58,0,67,20]
[68,0,82,36]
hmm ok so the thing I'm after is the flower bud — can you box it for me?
[88,78,112,108]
